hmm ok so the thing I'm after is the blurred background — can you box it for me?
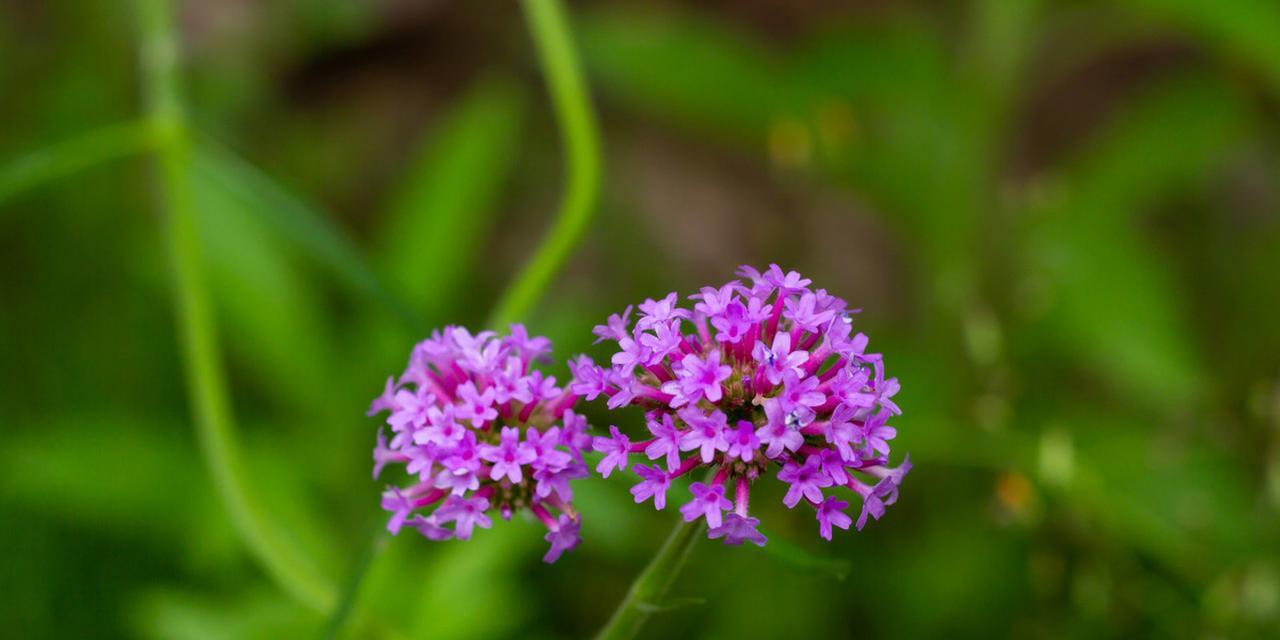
[2,0,1279,638]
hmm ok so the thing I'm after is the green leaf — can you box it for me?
[0,415,200,540]
[751,529,853,581]
[0,120,155,210]
[580,7,807,142]
[634,596,706,613]
[1021,72,1249,406]
[128,587,315,640]
[376,79,524,322]
[192,144,419,329]
[1120,0,1280,92]
[191,168,333,412]
[1049,409,1260,579]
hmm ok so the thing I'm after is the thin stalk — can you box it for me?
[135,0,336,612]
[594,519,705,640]
[325,1,603,631]
[322,527,391,640]
[488,0,603,328]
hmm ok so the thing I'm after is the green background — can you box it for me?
[2,0,1278,637]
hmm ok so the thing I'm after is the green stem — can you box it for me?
[0,120,157,209]
[325,3,602,630]
[488,0,603,328]
[135,0,336,613]
[594,519,705,640]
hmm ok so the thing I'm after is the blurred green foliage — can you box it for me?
[2,0,1279,638]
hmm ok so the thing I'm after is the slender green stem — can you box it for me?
[595,519,705,640]
[322,527,391,640]
[325,2,602,631]
[192,141,423,331]
[135,0,336,613]
[0,120,157,209]
[488,0,603,328]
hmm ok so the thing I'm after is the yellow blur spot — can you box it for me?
[768,118,811,168]
[815,99,858,151]
[996,471,1033,515]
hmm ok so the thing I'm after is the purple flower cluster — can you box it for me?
[573,265,910,546]
[368,325,590,563]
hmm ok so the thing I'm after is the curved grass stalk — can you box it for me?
[324,0,604,633]
[487,0,603,328]
[135,0,336,613]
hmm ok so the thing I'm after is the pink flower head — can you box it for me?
[573,265,909,546]
[368,325,593,562]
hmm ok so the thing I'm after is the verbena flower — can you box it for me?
[574,265,910,546]
[368,325,590,562]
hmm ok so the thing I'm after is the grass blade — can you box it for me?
[193,142,421,330]
[0,120,156,209]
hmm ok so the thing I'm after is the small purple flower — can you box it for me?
[665,350,731,407]
[815,496,852,540]
[853,482,886,531]
[818,448,850,486]
[708,513,767,547]
[679,408,730,463]
[710,301,753,344]
[756,400,804,458]
[381,487,415,534]
[480,427,537,483]
[636,292,690,331]
[504,323,552,362]
[592,425,632,478]
[680,482,732,529]
[865,454,912,505]
[777,454,833,508]
[560,410,594,451]
[725,420,761,462]
[367,376,398,417]
[436,495,493,540]
[409,514,453,541]
[611,336,651,376]
[692,283,736,317]
[630,464,671,509]
[455,382,497,428]
[372,429,406,479]
[567,355,609,401]
[640,319,684,362]
[387,388,432,443]
[542,514,581,563]
[534,461,586,502]
[858,411,898,458]
[592,306,633,343]
[825,403,860,461]
[527,426,572,471]
[752,332,808,385]
[404,444,436,481]
[419,404,465,446]
[643,413,684,472]
[777,370,826,414]
[522,371,560,404]
[784,291,835,333]
[762,264,811,295]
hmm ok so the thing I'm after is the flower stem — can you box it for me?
[135,0,336,612]
[594,519,705,640]
[324,0,601,631]
[488,0,603,328]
